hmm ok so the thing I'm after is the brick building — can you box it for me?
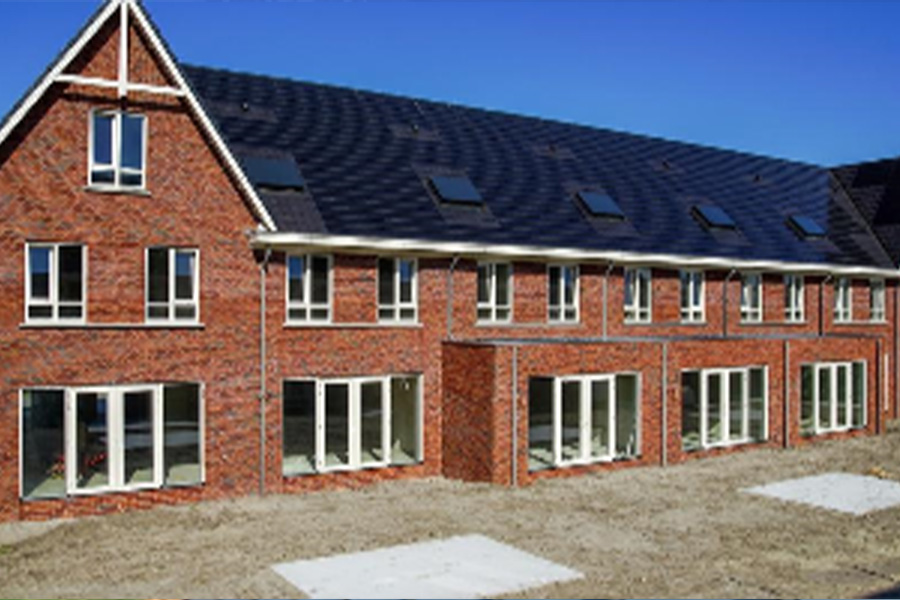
[1,0,898,521]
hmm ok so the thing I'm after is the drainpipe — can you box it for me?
[783,340,790,449]
[661,342,668,467]
[876,339,883,435]
[819,274,833,338]
[446,255,461,340]
[511,345,519,487]
[723,269,737,338]
[258,248,272,496]
[602,262,614,340]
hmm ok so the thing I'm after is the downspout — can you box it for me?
[602,262,614,340]
[819,274,833,338]
[661,342,668,467]
[446,255,461,341]
[723,269,737,338]
[876,339,883,435]
[258,247,272,496]
[511,345,518,487]
[783,340,790,449]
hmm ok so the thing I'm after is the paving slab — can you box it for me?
[272,534,583,599]
[744,473,900,515]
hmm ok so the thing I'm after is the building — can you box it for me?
[0,0,897,522]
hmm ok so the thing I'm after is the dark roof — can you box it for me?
[182,64,894,270]
[832,158,900,266]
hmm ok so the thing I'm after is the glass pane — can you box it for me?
[283,381,315,475]
[76,392,109,490]
[311,308,329,321]
[120,114,144,171]
[852,363,865,427]
[399,308,416,321]
[91,169,115,184]
[148,248,169,304]
[548,266,560,309]
[784,277,793,316]
[174,251,195,300]
[729,372,744,441]
[174,305,196,320]
[616,374,639,457]
[288,308,307,321]
[324,383,349,467]
[692,273,703,306]
[29,246,51,300]
[378,258,394,305]
[707,373,723,444]
[477,264,490,304]
[624,270,635,307]
[390,376,420,465]
[119,171,143,188]
[399,259,414,303]
[360,381,384,465]
[801,366,814,435]
[57,246,83,303]
[124,390,155,486]
[561,381,581,462]
[93,113,113,166]
[164,383,201,485]
[21,390,65,499]
[837,366,849,428]
[477,307,492,321]
[680,272,690,312]
[818,367,832,430]
[59,305,83,319]
[638,270,650,311]
[148,305,169,320]
[528,378,554,471]
[28,305,53,320]
[311,256,329,305]
[288,256,304,303]
[749,368,766,442]
[378,308,394,321]
[563,266,576,306]
[681,372,701,451]
[496,307,510,321]
[590,380,610,459]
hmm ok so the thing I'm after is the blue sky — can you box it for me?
[0,0,898,166]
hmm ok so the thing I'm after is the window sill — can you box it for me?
[84,184,151,197]
[284,321,423,329]
[624,319,652,326]
[21,322,205,330]
[833,320,888,327]
[678,320,707,326]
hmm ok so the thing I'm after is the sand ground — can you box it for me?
[2,428,900,599]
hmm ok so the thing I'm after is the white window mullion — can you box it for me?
[382,378,391,465]
[608,377,617,459]
[579,380,590,462]
[109,389,123,489]
[315,381,325,471]
[742,370,750,441]
[65,389,76,494]
[813,365,821,435]
[154,385,164,487]
[552,378,562,466]
[700,374,709,448]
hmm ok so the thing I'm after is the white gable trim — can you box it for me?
[0,0,277,231]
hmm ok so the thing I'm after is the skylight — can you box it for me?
[693,204,736,230]
[788,215,826,239]
[241,156,306,191]
[430,175,483,205]
[577,191,625,219]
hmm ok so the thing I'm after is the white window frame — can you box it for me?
[285,254,333,324]
[804,361,866,434]
[679,270,705,323]
[740,272,763,323]
[784,274,805,322]
[870,279,886,322]
[145,247,200,324]
[833,277,852,323]
[88,109,148,190]
[548,264,579,323]
[685,366,768,450]
[24,243,87,324]
[378,257,418,323]
[624,267,652,324]
[285,374,424,475]
[477,262,513,323]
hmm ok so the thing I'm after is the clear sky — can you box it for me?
[0,0,898,167]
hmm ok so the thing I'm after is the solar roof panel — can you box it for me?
[694,204,737,230]
[430,175,483,205]
[241,156,306,190]
[577,191,625,219]
[788,215,826,238]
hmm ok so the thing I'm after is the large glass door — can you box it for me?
[556,375,615,465]
[319,378,390,472]
[702,370,747,446]
[73,390,111,491]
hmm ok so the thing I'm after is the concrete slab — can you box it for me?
[272,534,583,599]
[744,473,900,515]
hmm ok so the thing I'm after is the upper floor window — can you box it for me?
[378,257,417,322]
[870,279,886,322]
[740,273,763,323]
[833,277,852,323]
[477,262,512,323]
[25,243,85,323]
[623,267,651,324]
[90,111,146,189]
[147,248,199,323]
[548,264,578,323]
[287,254,331,323]
[784,275,805,322]
[679,270,705,323]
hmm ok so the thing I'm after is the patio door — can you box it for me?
[67,386,162,494]
[814,363,853,432]
[318,378,390,472]
[701,370,748,446]
[555,375,616,466]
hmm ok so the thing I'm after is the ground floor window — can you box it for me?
[801,362,866,435]
[682,367,767,451]
[528,373,639,472]
[283,375,422,476]
[20,383,203,500]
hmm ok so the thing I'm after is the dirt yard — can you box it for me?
[3,429,900,599]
